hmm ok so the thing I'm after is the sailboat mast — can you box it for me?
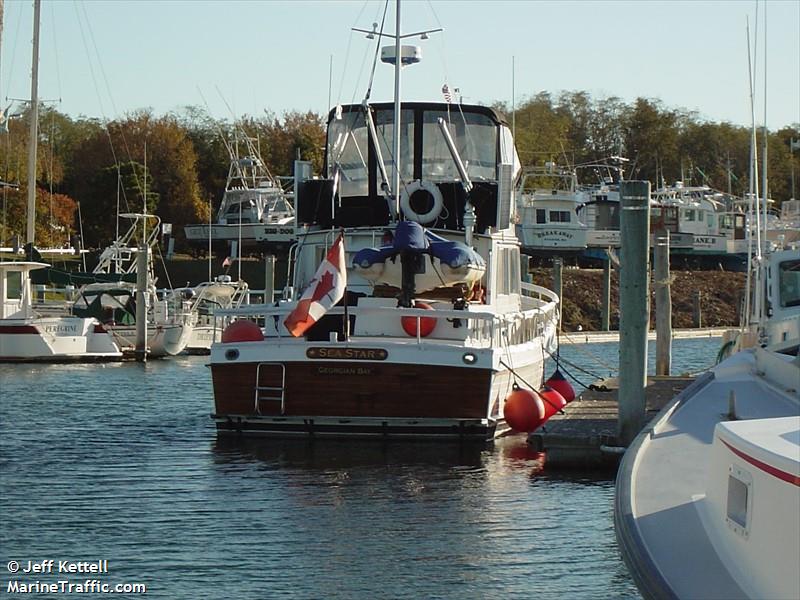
[760,2,768,250]
[392,0,401,220]
[26,0,41,246]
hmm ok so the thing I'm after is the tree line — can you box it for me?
[0,92,797,251]
[495,91,798,202]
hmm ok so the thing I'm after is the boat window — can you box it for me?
[706,212,714,227]
[726,470,751,534]
[549,210,571,223]
[499,125,521,180]
[684,209,696,221]
[509,247,520,295]
[5,271,22,300]
[536,209,546,224]
[327,111,370,196]
[495,248,509,296]
[778,259,800,308]
[421,110,497,182]
[595,203,620,230]
[374,109,415,188]
[494,247,520,296]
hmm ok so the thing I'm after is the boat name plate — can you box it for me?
[306,347,388,361]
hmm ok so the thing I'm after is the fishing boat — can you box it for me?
[206,4,560,440]
[515,163,588,257]
[184,134,294,253]
[615,237,800,596]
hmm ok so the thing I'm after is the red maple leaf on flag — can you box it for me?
[310,270,336,303]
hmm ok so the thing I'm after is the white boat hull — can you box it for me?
[0,316,121,361]
[616,349,800,600]
[106,323,193,357]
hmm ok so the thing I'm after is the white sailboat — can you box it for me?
[70,213,195,357]
[0,0,120,362]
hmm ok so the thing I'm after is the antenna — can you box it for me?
[354,0,441,219]
[512,56,516,147]
[327,54,333,112]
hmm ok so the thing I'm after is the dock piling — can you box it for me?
[264,255,276,303]
[618,181,651,446]
[693,291,703,328]
[552,257,563,330]
[135,244,149,362]
[521,254,532,284]
[654,231,672,376]
[602,254,611,331]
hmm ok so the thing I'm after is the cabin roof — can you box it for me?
[327,102,509,127]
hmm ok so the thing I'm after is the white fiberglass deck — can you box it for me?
[616,349,800,600]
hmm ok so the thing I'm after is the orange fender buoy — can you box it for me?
[221,320,264,343]
[545,368,576,402]
[401,301,437,337]
[503,385,546,433]
[539,385,568,421]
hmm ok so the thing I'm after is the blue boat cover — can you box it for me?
[352,222,485,270]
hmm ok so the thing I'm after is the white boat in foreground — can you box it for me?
[208,100,560,440]
[615,248,800,599]
[206,3,559,440]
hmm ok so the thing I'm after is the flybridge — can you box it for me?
[295,102,519,233]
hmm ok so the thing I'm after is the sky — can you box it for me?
[0,0,798,130]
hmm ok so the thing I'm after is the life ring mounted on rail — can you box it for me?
[400,180,444,225]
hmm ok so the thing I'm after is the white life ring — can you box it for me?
[400,180,444,225]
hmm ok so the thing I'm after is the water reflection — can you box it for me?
[212,436,490,470]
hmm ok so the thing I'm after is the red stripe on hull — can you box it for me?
[722,439,800,487]
[0,325,40,334]
[212,361,493,419]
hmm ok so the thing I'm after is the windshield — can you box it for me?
[421,110,497,181]
[326,106,499,195]
[327,111,370,196]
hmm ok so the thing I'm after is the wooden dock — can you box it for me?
[528,376,695,469]
[559,327,728,345]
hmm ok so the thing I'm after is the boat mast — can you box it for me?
[26,0,41,246]
[760,2,768,254]
[392,0,401,220]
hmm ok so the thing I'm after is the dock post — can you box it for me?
[618,181,650,446]
[521,254,532,284]
[135,244,149,362]
[552,257,563,330]
[264,254,276,303]
[602,254,611,331]
[654,231,672,376]
[693,291,702,328]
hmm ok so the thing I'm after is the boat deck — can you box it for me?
[615,350,800,599]
[528,376,696,468]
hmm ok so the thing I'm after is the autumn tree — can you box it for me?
[65,110,208,249]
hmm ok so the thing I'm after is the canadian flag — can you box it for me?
[284,233,347,337]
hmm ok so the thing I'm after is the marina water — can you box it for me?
[0,338,720,598]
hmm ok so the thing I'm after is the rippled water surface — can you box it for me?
[0,338,720,598]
